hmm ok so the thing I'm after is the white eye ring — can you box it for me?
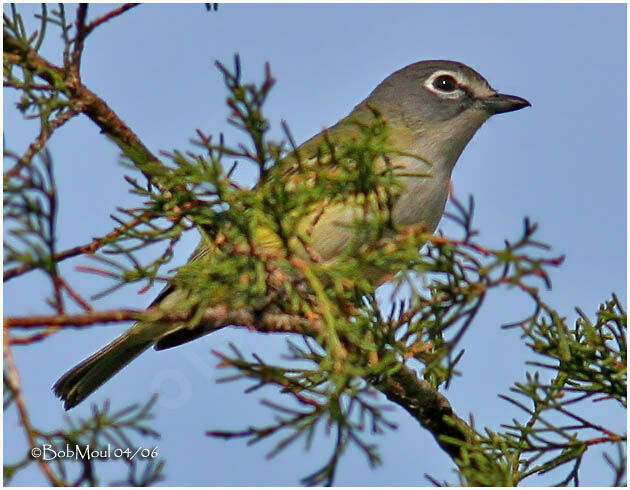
[424,70,466,99]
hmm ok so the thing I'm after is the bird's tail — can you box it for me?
[53,330,153,410]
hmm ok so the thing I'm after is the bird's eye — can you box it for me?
[432,75,458,93]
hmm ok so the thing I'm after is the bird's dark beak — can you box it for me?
[483,93,531,115]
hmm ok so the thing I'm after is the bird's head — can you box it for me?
[364,60,530,168]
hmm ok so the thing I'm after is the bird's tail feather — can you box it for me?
[53,332,153,410]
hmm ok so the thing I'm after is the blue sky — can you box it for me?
[4,3,626,486]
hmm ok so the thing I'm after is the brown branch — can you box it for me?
[376,365,473,463]
[70,4,88,76]
[5,309,140,328]
[71,82,160,166]
[84,4,139,38]
[3,81,55,90]
[58,276,93,312]
[70,5,141,79]
[4,305,322,337]
[4,29,162,183]
[10,328,61,345]
[4,107,80,181]
[4,330,63,485]
[4,209,154,281]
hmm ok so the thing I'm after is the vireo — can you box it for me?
[54,60,530,409]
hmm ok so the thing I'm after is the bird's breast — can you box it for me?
[391,168,450,233]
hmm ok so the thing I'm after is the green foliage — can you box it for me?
[423,294,627,486]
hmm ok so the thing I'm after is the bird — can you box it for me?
[53,60,530,410]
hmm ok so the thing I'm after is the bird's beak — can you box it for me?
[482,93,531,115]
